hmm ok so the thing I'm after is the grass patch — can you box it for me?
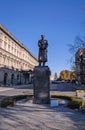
[76,90,85,93]
[0,94,33,108]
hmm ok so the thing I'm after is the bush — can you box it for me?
[0,94,33,108]
[76,90,85,93]
[51,94,85,109]
[67,100,82,109]
[0,97,15,107]
[51,94,72,100]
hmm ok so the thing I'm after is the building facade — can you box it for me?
[0,24,38,86]
[75,48,85,84]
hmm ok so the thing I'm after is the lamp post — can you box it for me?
[80,55,83,84]
[75,54,85,85]
[20,68,22,85]
[79,55,85,84]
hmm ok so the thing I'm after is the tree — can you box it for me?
[68,35,85,70]
[69,36,85,55]
[60,70,71,80]
[54,73,57,80]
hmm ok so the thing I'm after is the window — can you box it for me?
[8,45,10,52]
[0,33,3,39]
[17,74,19,80]
[12,47,13,53]
[4,36,7,41]
[0,40,2,47]
[4,42,7,50]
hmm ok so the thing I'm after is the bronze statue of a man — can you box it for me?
[38,35,48,66]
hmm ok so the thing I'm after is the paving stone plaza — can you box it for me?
[0,99,85,130]
[0,83,85,130]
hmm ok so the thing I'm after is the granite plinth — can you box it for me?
[33,66,50,104]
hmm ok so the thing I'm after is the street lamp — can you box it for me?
[75,53,85,85]
[79,54,85,84]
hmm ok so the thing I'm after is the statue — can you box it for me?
[38,35,48,66]
[33,35,50,104]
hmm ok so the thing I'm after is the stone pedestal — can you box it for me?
[33,66,50,104]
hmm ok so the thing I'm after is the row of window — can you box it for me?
[0,31,37,65]
[0,54,31,70]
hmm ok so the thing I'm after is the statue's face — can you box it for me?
[41,35,44,40]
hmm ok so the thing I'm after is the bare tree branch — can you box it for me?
[68,35,85,70]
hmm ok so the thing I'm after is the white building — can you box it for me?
[0,24,38,86]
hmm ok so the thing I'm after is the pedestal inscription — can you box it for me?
[33,66,50,104]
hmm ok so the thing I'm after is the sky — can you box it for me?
[0,0,85,77]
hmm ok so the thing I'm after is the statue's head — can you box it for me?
[41,35,44,40]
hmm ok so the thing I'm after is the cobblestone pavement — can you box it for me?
[0,100,85,130]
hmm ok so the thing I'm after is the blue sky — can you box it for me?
[0,0,85,77]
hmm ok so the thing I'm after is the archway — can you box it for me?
[17,74,20,84]
[17,74,19,80]
[11,74,14,85]
[4,73,8,85]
